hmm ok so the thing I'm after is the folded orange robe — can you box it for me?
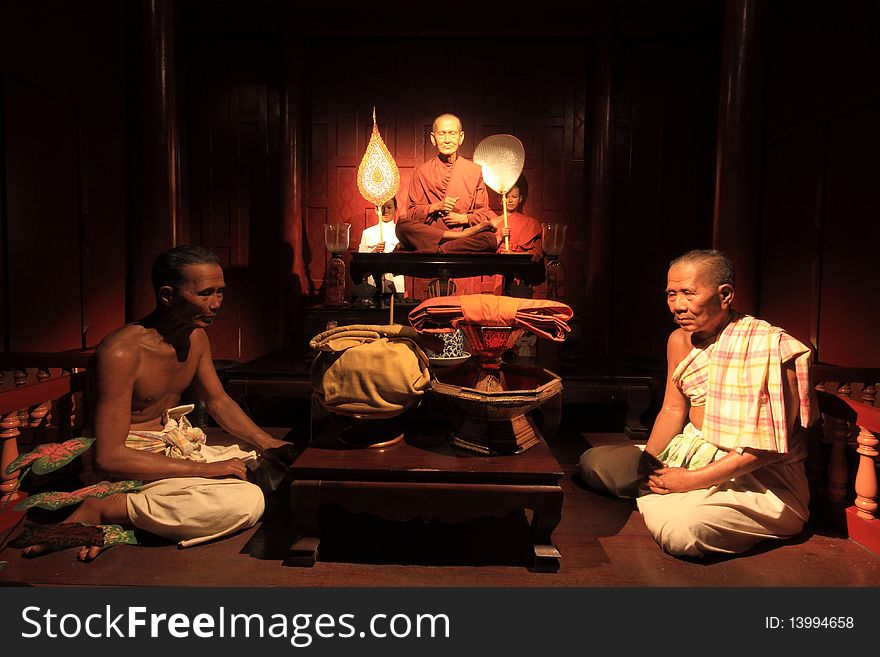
[408,294,573,341]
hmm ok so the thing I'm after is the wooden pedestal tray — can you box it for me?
[287,411,564,572]
[428,324,563,455]
[430,360,562,455]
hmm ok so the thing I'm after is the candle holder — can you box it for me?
[542,223,567,300]
[324,223,351,307]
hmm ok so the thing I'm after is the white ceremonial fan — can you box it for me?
[473,134,525,252]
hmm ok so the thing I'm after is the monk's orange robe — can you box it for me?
[494,211,543,255]
[396,155,496,254]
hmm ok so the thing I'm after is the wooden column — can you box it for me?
[281,40,307,346]
[583,25,615,363]
[711,0,766,315]
[126,0,179,321]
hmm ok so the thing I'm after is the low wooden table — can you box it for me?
[349,251,545,286]
[285,413,564,572]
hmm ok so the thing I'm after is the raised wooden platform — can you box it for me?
[3,427,879,587]
[287,412,563,571]
[349,251,545,286]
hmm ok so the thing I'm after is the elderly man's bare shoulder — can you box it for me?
[666,328,695,363]
[94,324,165,370]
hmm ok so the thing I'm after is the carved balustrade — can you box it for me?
[812,365,880,553]
[0,352,91,503]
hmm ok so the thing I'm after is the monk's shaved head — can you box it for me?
[432,113,462,133]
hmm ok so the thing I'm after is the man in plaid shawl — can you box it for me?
[579,250,815,558]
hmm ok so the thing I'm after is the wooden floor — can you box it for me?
[2,421,879,588]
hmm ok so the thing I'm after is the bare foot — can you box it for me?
[20,496,126,562]
[23,539,108,561]
[76,545,105,561]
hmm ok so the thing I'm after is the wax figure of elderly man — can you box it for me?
[22,245,291,561]
[395,113,497,255]
[579,249,815,558]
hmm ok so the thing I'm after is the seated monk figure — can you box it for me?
[395,112,497,255]
[579,249,815,558]
[21,245,291,561]
[489,174,543,296]
[493,175,542,259]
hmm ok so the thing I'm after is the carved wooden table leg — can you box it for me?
[529,489,563,572]
[540,391,562,442]
[287,425,564,569]
[285,480,323,566]
[623,385,652,439]
[285,479,564,569]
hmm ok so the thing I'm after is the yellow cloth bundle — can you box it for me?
[309,324,432,418]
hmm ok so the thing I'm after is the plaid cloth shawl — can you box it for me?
[694,315,815,453]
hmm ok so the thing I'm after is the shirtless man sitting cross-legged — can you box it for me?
[22,245,289,561]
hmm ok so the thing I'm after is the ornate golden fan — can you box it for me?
[357,107,401,244]
[473,134,525,252]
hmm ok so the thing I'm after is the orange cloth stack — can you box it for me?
[408,294,573,341]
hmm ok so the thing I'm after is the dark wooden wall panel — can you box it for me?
[4,79,81,352]
[1,0,124,120]
[817,103,880,367]
[759,0,880,367]
[81,113,126,347]
[765,1,880,145]
[541,126,566,204]
[181,35,283,360]
[1,0,126,356]
[65,0,126,123]
[758,129,822,351]
[309,125,328,199]
[610,38,718,361]
[0,2,33,83]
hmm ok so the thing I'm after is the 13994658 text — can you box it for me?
[764,616,854,629]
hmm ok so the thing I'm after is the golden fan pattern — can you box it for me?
[357,108,400,206]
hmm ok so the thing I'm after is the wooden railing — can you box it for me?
[0,351,92,502]
[811,365,880,554]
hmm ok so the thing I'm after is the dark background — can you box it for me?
[1,0,877,368]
